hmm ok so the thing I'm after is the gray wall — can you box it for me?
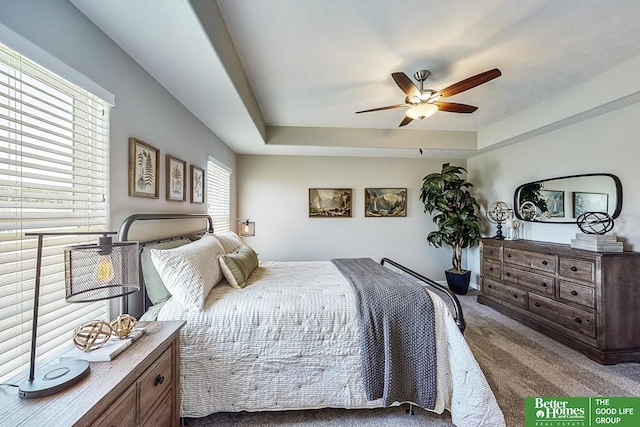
[237,155,466,282]
[0,0,236,239]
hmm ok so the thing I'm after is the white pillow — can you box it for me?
[150,236,225,310]
[214,231,244,253]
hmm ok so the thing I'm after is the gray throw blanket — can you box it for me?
[331,258,437,410]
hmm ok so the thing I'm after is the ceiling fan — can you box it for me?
[356,68,501,127]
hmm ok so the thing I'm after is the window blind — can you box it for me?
[0,42,110,382]
[206,157,231,233]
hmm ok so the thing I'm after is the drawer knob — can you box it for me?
[506,272,511,277]
[490,250,494,254]
[154,374,165,386]
[541,260,548,265]
[487,284,493,289]
[489,267,494,271]
[571,266,578,272]
[507,253,512,258]
[571,290,578,296]
[541,282,547,288]
[534,302,541,307]
[575,317,582,324]
[512,294,518,299]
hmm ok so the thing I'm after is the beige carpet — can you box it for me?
[185,292,640,426]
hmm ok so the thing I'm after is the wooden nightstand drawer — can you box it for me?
[483,259,502,280]
[529,294,595,337]
[559,280,595,308]
[484,245,502,261]
[502,266,555,296]
[484,278,528,309]
[504,248,556,274]
[92,383,136,427]
[142,390,172,427]
[559,257,594,283]
[138,346,173,423]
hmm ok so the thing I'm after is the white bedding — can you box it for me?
[157,261,505,426]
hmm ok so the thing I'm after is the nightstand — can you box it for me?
[0,321,185,426]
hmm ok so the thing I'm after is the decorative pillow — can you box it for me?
[140,238,191,305]
[214,230,244,253]
[150,236,225,310]
[219,244,259,289]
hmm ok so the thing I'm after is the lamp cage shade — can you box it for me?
[238,220,255,237]
[64,241,140,302]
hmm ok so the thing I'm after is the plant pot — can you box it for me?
[445,269,471,295]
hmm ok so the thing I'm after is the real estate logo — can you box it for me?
[525,397,640,427]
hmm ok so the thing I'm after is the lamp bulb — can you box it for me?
[96,254,114,283]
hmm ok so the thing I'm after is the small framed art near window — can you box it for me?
[309,188,352,217]
[191,165,205,203]
[129,138,160,198]
[166,154,187,202]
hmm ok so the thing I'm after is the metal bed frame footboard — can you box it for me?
[380,257,466,333]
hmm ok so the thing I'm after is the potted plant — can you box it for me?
[419,163,481,295]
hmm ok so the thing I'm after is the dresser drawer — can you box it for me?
[484,245,503,261]
[484,278,528,309]
[502,266,555,296]
[504,248,556,274]
[529,293,595,337]
[138,347,173,423]
[559,257,595,283]
[92,383,136,427]
[142,390,172,427]
[483,259,502,280]
[559,280,595,308]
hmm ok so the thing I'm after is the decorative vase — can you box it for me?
[445,269,471,295]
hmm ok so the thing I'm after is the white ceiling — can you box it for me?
[70,0,640,157]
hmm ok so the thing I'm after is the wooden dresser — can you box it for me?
[478,238,640,364]
[0,321,184,426]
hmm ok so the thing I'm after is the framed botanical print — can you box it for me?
[166,154,186,202]
[128,138,159,198]
[190,165,205,204]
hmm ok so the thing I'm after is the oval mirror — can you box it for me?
[513,174,622,223]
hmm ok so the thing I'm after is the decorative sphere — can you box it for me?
[487,201,512,224]
[577,212,614,235]
[519,201,540,221]
[73,320,112,351]
[110,314,137,338]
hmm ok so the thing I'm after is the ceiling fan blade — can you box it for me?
[438,68,502,99]
[356,103,408,114]
[391,72,420,98]
[435,102,478,113]
[399,116,413,127]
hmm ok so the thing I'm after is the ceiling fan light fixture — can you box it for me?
[405,103,439,120]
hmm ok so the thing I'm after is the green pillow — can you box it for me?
[140,238,191,304]
[219,244,259,288]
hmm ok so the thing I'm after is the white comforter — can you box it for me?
[157,261,505,426]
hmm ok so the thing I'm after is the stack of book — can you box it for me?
[570,233,623,252]
[59,327,146,362]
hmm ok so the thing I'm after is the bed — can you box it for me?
[120,214,505,427]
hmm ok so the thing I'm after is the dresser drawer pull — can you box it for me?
[487,284,493,289]
[154,374,165,386]
[570,290,578,296]
[575,317,582,324]
[489,267,494,271]
[512,294,518,299]
[506,253,512,258]
[541,260,548,265]
[541,282,547,287]
[571,266,578,272]
[489,250,494,254]
[534,302,541,307]
[505,272,511,277]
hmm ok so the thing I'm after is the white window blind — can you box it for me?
[0,42,110,382]
[206,157,231,233]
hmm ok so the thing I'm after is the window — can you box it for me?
[0,42,110,381]
[206,157,231,233]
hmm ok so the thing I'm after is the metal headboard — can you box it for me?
[119,213,214,316]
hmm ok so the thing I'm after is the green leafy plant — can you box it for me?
[419,163,481,273]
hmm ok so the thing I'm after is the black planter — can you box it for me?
[445,269,471,295]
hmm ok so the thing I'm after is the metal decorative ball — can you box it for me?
[110,314,137,338]
[518,201,540,221]
[486,201,511,223]
[73,320,112,351]
[577,212,614,235]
